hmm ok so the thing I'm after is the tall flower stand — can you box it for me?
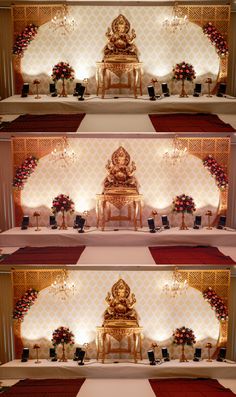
[180,344,188,362]
[59,342,67,362]
[179,80,188,98]
[60,78,67,97]
[180,212,188,230]
[60,210,67,230]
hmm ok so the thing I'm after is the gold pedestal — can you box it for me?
[179,212,188,230]
[179,344,188,362]
[179,80,188,98]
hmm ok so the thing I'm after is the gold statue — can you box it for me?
[103,146,138,193]
[103,14,139,62]
[104,278,139,326]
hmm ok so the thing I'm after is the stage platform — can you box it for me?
[1,227,236,248]
[1,359,236,380]
[1,95,236,115]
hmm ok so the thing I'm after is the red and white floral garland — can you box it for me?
[202,22,228,57]
[203,286,228,321]
[203,155,228,191]
[13,24,38,57]
[13,156,38,190]
[13,288,38,322]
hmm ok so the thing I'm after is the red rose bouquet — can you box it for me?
[203,155,228,191]
[51,62,75,81]
[173,194,196,214]
[173,62,196,81]
[13,24,38,57]
[203,287,228,321]
[173,326,196,346]
[51,194,75,214]
[13,288,38,322]
[203,22,228,57]
[51,326,75,346]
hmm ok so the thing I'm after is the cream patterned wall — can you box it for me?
[21,270,220,360]
[20,6,220,95]
[20,138,220,228]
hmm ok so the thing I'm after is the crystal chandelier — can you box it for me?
[163,267,188,298]
[50,3,76,35]
[51,137,77,168]
[163,135,187,165]
[163,2,188,33]
[50,269,76,300]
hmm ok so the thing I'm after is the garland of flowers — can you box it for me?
[13,24,38,57]
[51,194,75,214]
[203,155,228,191]
[13,288,38,322]
[13,156,39,190]
[173,62,196,81]
[51,62,75,81]
[202,22,229,57]
[203,287,228,321]
[52,326,75,346]
[173,194,196,214]
[173,326,196,345]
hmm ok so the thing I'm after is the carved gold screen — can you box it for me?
[11,137,230,226]
[11,4,230,93]
[11,269,230,358]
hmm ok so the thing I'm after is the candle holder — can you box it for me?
[151,78,159,96]
[151,342,160,361]
[205,210,212,230]
[83,210,90,229]
[33,211,41,231]
[83,343,90,361]
[33,344,41,364]
[83,78,90,96]
[33,79,41,99]
[152,209,158,225]
[205,342,212,362]
[205,78,212,98]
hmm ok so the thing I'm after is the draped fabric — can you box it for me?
[228,12,236,96]
[0,139,14,232]
[0,8,14,100]
[0,272,14,364]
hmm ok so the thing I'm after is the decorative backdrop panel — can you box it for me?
[11,269,229,360]
[12,137,227,228]
[11,5,230,94]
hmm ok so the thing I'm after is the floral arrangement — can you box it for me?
[51,62,75,81]
[203,155,228,191]
[51,326,75,346]
[13,288,38,322]
[173,62,196,81]
[51,194,75,214]
[13,24,38,57]
[202,22,229,57]
[173,194,196,214]
[173,326,196,346]
[203,287,228,321]
[13,156,39,190]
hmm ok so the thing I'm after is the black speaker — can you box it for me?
[21,215,30,230]
[161,347,170,361]
[217,216,226,229]
[49,83,57,97]
[161,215,170,229]
[193,83,202,97]
[73,347,82,361]
[21,83,29,98]
[49,215,57,229]
[193,347,202,361]
[217,347,227,361]
[147,85,156,101]
[148,218,156,233]
[78,349,85,365]
[21,348,29,362]
[147,350,156,365]
[193,215,202,229]
[217,83,227,97]
[73,215,82,229]
[161,83,170,97]
[73,82,82,96]
[78,217,86,233]
[49,348,57,361]
[78,85,85,101]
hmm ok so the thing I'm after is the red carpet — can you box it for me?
[149,379,236,397]
[0,113,85,132]
[149,113,235,132]
[0,246,85,265]
[148,246,236,265]
[3,378,85,396]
